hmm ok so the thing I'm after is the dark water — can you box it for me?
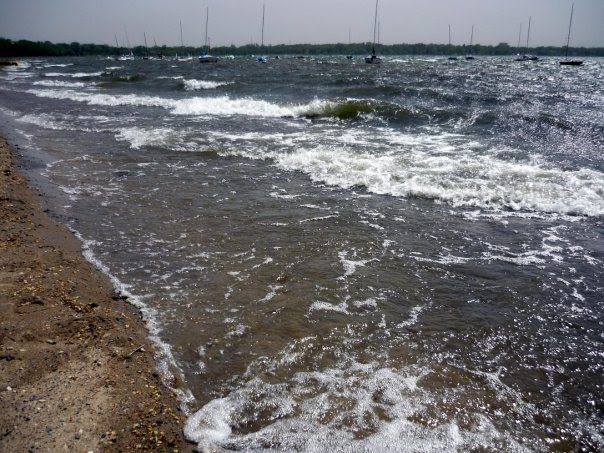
[1,55,603,452]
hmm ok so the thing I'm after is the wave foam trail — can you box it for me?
[27,88,175,109]
[184,358,530,452]
[43,71,103,78]
[26,88,307,118]
[184,398,234,449]
[182,79,231,90]
[33,80,88,88]
[274,145,604,216]
[170,96,297,117]
[24,86,350,120]
[16,113,67,131]
[71,230,195,411]
[41,63,73,68]
[116,127,181,150]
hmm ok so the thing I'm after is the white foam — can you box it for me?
[301,204,331,210]
[225,324,249,338]
[71,229,195,413]
[258,285,283,303]
[0,60,32,74]
[412,254,472,265]
[116,127,178,149]
[28,88,174,109]
[21,88,604,217]
[571,287,585,302]
[2,71,34,80]
[397,305,427,329]
[309,301,350,314]
[299,214,338,223]
[481,230,572,266]
[170,95,295,117]
[16,113,66,130]
[252,257,273,270]
[184,355,532,452]
[269,191,302,200]
[183,79,231,90]
[338,250,372,279]
[43,71,103,77]
[42,63,74,68]
[272,144,604,217]
[352,298,379,310]
[361,221,385,230]
[184,397,234,449]
[482,251,546,266]
[33,80,89,88]
[25,88,330,119]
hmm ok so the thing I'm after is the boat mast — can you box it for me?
[469,25,474,46]
[204,7,209,48]
[143,32,149,57]
[525,16,532,52]
[564,3,574,58]
[180,20,184,48]
[516,22,522,51]
[372,0,379,46]
[261,4,265,48]
[124,25,131,48]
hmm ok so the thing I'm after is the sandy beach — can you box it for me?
[0,135,192,451]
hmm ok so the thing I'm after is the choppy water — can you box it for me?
[1,55,603,452]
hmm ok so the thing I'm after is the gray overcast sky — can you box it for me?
[1,0,603,48]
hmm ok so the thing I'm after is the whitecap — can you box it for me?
[273,144,604,217]
[338,250,372,279]
[42,63,74,68]
[170,95,294,117]
[183,79,232,90]
[43,71,103,77]
[33,80,88,88]
[309,301,349,314]
[184,357,531,452]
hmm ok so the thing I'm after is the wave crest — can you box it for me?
[274,146,604,217]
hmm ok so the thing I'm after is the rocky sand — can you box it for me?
[0,136,192,452]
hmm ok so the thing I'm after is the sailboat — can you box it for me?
[560,3,583,66]
[514,22,523,58]
[257,4,267,62]
[515,16,538,61]
[118,26,135,60]
[153,37,164,59]
[447,24,458,60]
[143,32,150,60]
[199,7,218,63]
[465,25,475,60]
[177,21,194,61]
[112,35,120,61]
[364,0,381,64]
[346,29,353,59]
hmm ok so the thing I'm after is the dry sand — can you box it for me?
[0,136,194,452]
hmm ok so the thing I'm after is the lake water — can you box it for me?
[1,55,603,452]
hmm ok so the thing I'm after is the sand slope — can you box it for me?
[0,137,193,452]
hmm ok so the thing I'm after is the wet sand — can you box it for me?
[0,136,193,452]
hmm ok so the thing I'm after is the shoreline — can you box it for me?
[0,135,193,451]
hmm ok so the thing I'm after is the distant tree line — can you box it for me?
[2,37,603,58]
